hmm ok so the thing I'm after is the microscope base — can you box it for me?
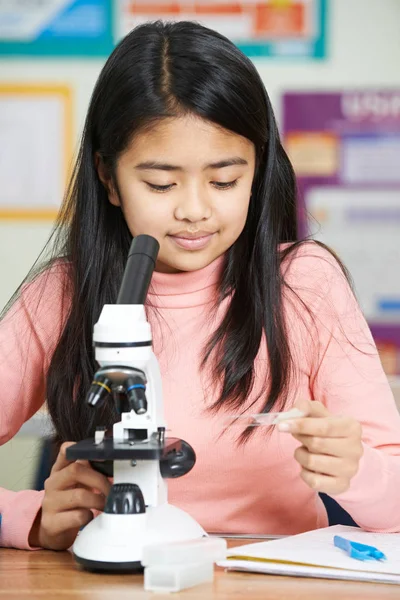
[75,555,143,573]
[72,502,206,572]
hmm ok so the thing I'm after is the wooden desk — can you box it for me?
[1,540,397,600]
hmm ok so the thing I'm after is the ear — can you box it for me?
[95,153,121,207]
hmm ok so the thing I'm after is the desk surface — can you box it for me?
[1,540,398,600]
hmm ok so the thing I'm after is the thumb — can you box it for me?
[51,441,76,473]
[51,442,90,474]
[293,398,330,418]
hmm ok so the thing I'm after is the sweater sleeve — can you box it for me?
[305,245,400,532]
[0,264,69,548]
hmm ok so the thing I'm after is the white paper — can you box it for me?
[0,95,65,211]
[221,525,400,577]
[117,1,316,43]
[222,561,400,585]
[307,187,400,320]
[342,136,400,184]
[0,0,70,40]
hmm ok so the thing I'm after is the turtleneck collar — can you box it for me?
[148,255,225,309]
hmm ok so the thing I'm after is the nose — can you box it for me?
[174,185,212,222]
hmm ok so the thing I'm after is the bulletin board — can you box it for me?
[0,85,73,220]
[0,0,113,57]
[283,91,400,376]
[116,0,327,59]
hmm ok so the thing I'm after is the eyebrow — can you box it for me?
[134,157,248,171]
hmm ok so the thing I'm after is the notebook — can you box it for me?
[218,525,400,585]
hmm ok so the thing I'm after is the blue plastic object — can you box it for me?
[334,535,387,561]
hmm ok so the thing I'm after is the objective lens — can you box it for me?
[87,377,112,408]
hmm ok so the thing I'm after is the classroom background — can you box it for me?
[0,0,399,498]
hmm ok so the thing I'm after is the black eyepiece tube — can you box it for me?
[117,235,160,305]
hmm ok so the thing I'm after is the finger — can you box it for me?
[43,488,108,514]
[42,509,94,537]
[293,399,330,419]
[293,434,359,458]
[51,442,91,474]
[300,469,350,496]
[46,462,112,496]
[50,442,77,474]
[278,416,357,437]
[52,462,112,496]
[294,446,357,478]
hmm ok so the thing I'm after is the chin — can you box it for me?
[165,249,221,273]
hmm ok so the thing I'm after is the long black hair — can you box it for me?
[9,21,349,444]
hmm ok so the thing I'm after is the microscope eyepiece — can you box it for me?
[117,235,160,305]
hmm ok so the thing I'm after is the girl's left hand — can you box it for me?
[278,400,363,496]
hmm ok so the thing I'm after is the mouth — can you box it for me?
[168,232,216,251]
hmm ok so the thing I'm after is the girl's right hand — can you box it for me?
[28,442,111,551]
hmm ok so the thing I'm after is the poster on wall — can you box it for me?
[116,0,327,59]
[283,91,400,377]
[0,85,73,220]
[0,0,113,56]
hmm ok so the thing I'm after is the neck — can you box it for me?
[148,255,225,309]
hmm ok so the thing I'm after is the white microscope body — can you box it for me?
[66,236,205,571]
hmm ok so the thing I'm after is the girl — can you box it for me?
[1,21,400,552]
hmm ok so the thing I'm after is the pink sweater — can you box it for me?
[1,243,400,550]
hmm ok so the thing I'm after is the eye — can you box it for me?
[212,180,238,190]
[146,183,175,192]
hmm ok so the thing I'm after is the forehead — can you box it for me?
[124,115,255,162]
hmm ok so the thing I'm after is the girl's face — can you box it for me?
[100,115,256,273]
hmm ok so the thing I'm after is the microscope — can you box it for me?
[66,235,205,572]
